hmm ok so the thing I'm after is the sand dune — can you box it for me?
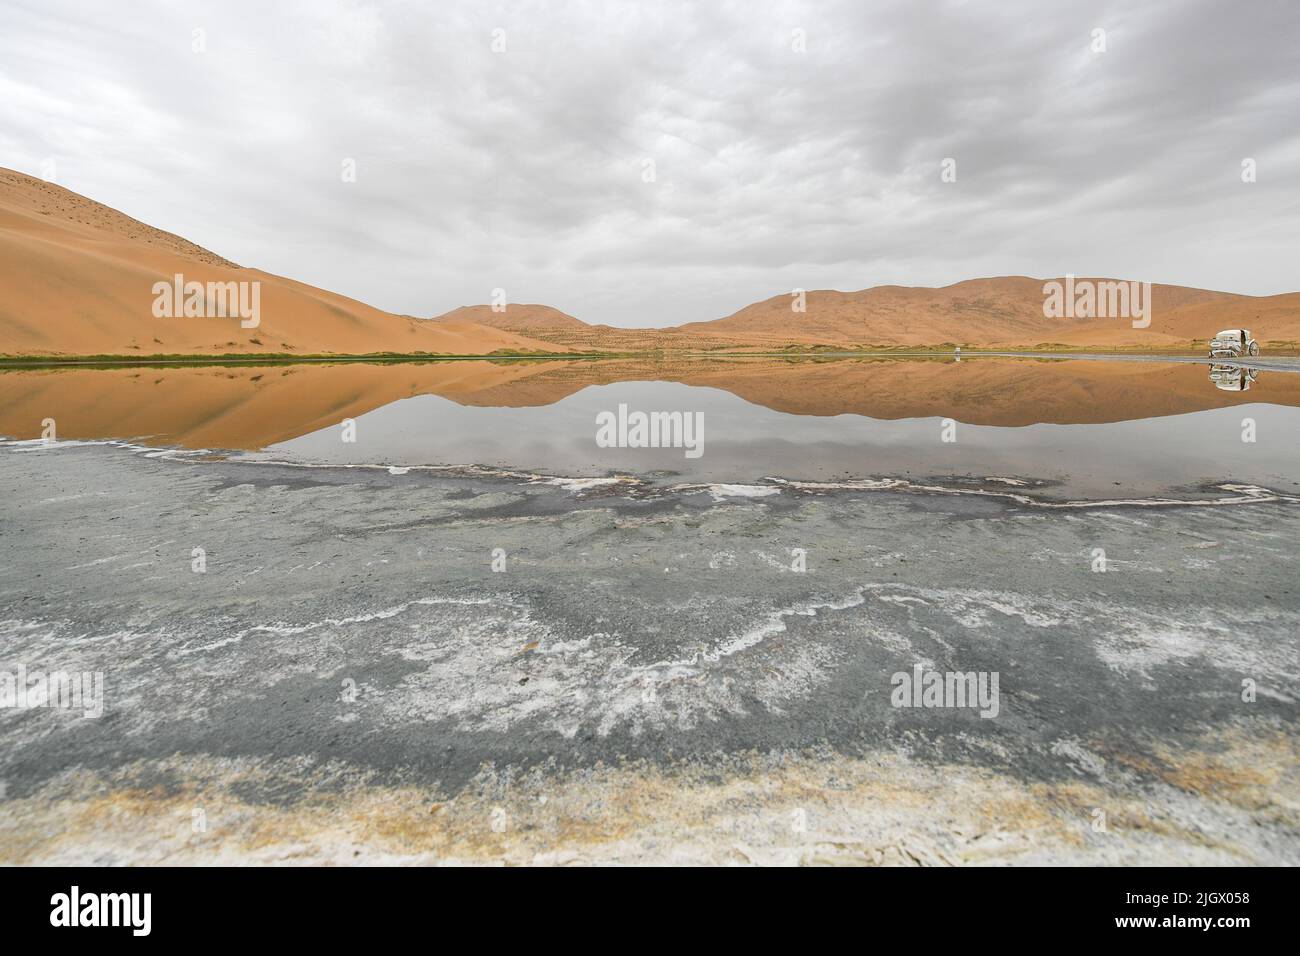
[433,304,723,352]
[5,169,1296,356]
[676,278,1300,350]
[0,169,566,357]
[444,278,1300,352]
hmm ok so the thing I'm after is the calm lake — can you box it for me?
[2,355,1297,500]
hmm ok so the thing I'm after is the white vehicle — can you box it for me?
[1208,328,1259,358]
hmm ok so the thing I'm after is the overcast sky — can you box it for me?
[2,0,1297,327]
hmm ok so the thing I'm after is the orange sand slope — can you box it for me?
[2,358,1297,451]
[441,279,1300,352]
[5,168,1296,355]
[0,168,567,357]
[679,279,1300,350]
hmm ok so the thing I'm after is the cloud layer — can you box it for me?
[3,0,1297,326]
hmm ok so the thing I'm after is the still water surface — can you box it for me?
[2,356,1296,500]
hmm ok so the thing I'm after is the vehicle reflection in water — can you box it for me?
[1209,364,1259,392]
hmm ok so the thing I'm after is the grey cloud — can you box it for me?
[1,0,1296,327]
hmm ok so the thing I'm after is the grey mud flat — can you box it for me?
[0,442,1297,865]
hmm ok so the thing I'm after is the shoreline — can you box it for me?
[5,349,1300,370]
[7,436,1300,508]
[1,440,1296,864]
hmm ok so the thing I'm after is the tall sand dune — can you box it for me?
[0,168,566,357]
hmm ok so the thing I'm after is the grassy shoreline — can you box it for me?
[0,351,624,369]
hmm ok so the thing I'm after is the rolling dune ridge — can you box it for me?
[4,168,1298,357]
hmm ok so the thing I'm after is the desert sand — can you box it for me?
[452,281,1300,352]
[678,279,1300,350]
[5,168,1298,357]
[0,169,565,358]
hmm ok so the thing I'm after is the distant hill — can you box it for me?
[436,277,1300,352]
[434,304,728,352]
[675,278,1300,350]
